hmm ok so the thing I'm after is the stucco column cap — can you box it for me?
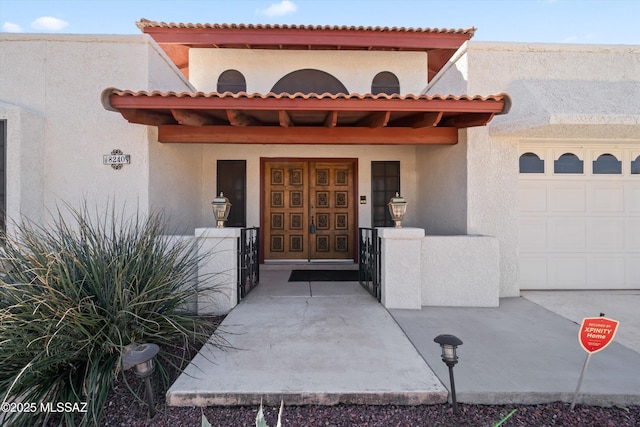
[195,227,242,238]
[377,227,425,239]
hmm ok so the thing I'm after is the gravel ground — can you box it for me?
[92,317,639,427]
[99,359,639,427]
[102,395,639,427]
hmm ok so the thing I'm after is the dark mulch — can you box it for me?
[97,316,639,427]
[101,399,640,427]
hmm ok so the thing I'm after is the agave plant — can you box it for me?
[0,203,226,426]
[255,400,283,427]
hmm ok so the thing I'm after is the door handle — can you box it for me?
[310,206,316,234]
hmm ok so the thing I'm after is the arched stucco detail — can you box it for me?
[271,69,348,94]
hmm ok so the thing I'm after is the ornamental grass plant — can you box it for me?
[0,204,226,426]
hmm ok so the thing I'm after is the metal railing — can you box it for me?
[358,227,381,302]
[237,227,260,302]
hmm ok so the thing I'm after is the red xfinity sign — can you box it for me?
[578,317,619,354]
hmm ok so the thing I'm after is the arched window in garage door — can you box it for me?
[631,155,640,174]
[519,152,544,173]
[554,153,583,174]
[593,153,622,175]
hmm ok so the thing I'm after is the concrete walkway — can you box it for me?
[167,269,640,407]
[167,269,446,406]
[392,290,640,407]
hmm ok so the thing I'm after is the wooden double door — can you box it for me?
[263,159,356,261]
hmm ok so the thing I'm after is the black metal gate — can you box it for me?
[358,228,381,302]
[238,227,260,301]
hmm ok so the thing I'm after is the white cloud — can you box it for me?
[2,22,22,32]
[256,0,297,17]
[31,16,69,31]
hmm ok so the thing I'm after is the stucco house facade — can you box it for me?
[1,21,638,313]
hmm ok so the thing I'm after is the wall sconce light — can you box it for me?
[123,343,160,418]
[387,192,407,228]
[434,334,463,416]
[211,192,232,228]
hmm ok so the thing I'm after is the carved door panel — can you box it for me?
[264,161,309,260]
[309,162,354,260]
[263,160,355,261]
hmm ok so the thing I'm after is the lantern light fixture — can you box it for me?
[123,343,160,418]
[387,192,407,228]
[211,192,232,228]
[434,334,463,416]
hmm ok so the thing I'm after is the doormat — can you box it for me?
[288,270,360,282]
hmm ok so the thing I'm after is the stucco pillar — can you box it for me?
[378,227,425,309]
[195,227,241,315]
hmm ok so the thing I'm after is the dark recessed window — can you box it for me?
[593,153,621,174]
[217,70,246,93]
[371,72,400,95]
[371,161,400,227]
[632,155,640,175]
[519,152,544,173]
[217,160,246,227]
[554,153,583,174]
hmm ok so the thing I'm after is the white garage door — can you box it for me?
[518,144,640,290]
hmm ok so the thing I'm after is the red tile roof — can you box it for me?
[135,19,475,81]
[135,20,476,36]
[102,88,510,145]
[106,90,505,103]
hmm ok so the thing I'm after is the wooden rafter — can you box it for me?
[119,108,175,126]
[441,113,496,128]
[390,112,443,128]
[324,111,338,128]
[279,110,293,127]
[171,109,223,126]
[227,110,260,126]
[356,111,390,128]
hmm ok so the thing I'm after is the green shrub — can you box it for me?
[0,204,225,426]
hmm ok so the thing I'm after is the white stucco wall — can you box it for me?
[414,137,468,235]
[425,42,640,297]
[189,49,428,95]
[441,42,640,140]
[421,235,500,307]
[196,144,420,231]
[0,102,44,227]
[0,34,195,231]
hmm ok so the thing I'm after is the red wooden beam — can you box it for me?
[157,125,458,145]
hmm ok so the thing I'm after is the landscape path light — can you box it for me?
[211,192,232,228]
[387,192,407,228]
[434,334,463,416]
[123,343,160,418]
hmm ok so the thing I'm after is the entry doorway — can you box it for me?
[262,159,357,262]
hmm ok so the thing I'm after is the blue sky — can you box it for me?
[1,0,639,45]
